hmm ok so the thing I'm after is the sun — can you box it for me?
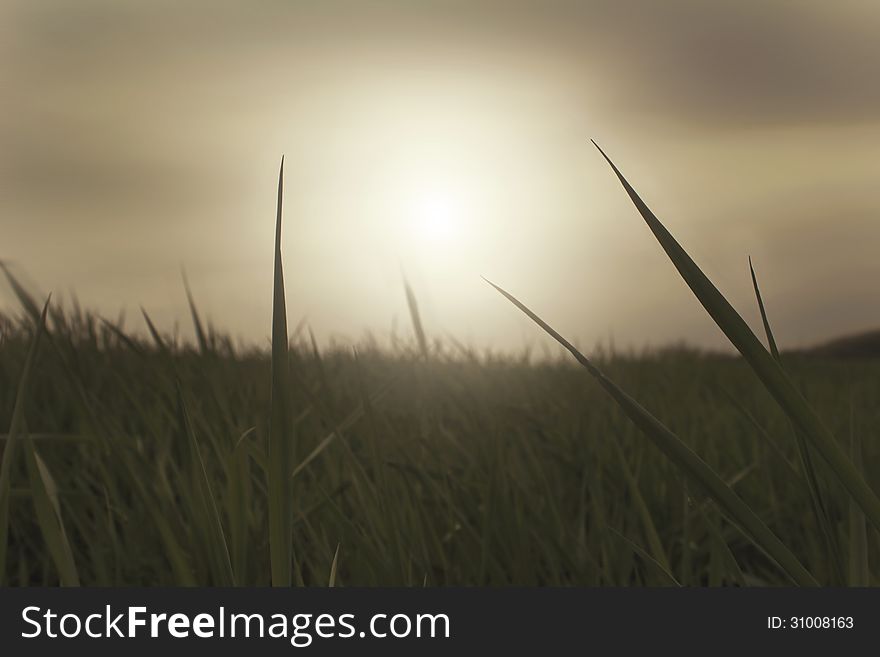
[411,189,463,243]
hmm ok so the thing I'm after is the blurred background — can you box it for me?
[2,0,878,353]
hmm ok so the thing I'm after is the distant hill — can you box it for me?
[795,329,880,359]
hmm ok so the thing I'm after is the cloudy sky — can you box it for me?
[2,0,879,352]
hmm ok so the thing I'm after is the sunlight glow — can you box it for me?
[411,189,464,244]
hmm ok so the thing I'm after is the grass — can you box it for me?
[268,155,294,587]
[0,150,877,586]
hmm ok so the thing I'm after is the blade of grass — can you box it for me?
[1,288,196,585]
[848,406,868,586]
[693,500,746,587]
[329,543,340,587]
[485,279,818,586]
[182,269,209,354]
[0,262,42,321]
[228,428,255,585]
[0,297,50,585]
[716,387,801,478]
[291,382,393,480]
[269,155,294,586]
[607,526,680,586]
[680,483,691,586]
[749,257,844,584]
[747,257,780,360]
[612,438,670,572]
[23,439,80,586]
[141,307,170,352]
[402,274,428,360]
[98,316,144,356]
[592,140,880,534]
[176,384,235,585]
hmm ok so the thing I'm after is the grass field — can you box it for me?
[1,151,877,587]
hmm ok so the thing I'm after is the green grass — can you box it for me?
[0,150,877,586]
[268,155,295,587]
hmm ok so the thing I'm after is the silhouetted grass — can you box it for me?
[1,151,877,587]
[2,295,877,586]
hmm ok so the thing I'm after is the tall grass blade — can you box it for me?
[749,257,843,583]
[848,414,868,586]
[141,307,170,352]
[182,269,209,354]
[403,275,428,359]
[592,140,880,533]
[269,156,294,586]
[98,316,144,356]
[23,439,80,586]
[227,435,253,586]
[485,279,818,586]
[0,262,42,321]
[747,258,780,360]
[0,297,50,584]
[176,384,235,585]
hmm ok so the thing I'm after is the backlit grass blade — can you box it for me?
[403,274,428,360]
[0,298,50,584]
[99,316,144,356]
[269,155,294,586]
[747,258,780,360]
[592,140,880,533]
[182,269,209,354]
[485,279,818,586]
[141,307,170,352]
[0,262,42,321]
[749,257,843,583]
[23,438,80,586]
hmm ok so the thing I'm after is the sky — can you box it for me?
[2,0,879,353]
